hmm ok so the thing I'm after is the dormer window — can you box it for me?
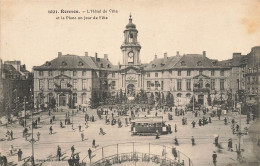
[161,63,165,67]
[229,62,232,66]
[197,61,202,66]
[62,61,67,66]
[45,61,51,66]
[107,64,111,68]
[152,64,156,68]
[212,61,217,66]
[181,61,186,66]
[78,61,83,66]
[100,64,104,68]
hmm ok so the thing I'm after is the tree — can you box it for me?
[149,92,155,105]
[166,92,174,107]
[90,90,100,108]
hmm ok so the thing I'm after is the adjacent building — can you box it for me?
[0,60,33,116]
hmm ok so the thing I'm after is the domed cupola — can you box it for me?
[126,14,136,29]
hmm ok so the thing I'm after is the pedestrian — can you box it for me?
[71,145,75,155]
[18,149,22,161]
[57,145,61,161]
[49,126,53,135]
[174,137,179,145]
[88,148,92,160]
[78,124,81,132]
[191,136,195,146]
[81,133,84,141]
[60,121,63,128]
[215,136,219,146]
[37,132,40,141]
[2,155,7,166]
[191,121,196,128]
[75,154,80,165]
[236,124,239,132]
[212,151,217,165]
[174,124,177,132]
[50,118,53,124]
[208,117,212,123]
[92,139,96,148]
[228,138,232,151]
[10,130,13,140]
[199,119,202,126]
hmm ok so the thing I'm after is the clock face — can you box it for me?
[128,52,134,63]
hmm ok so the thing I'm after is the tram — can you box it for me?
[131,116,170,136]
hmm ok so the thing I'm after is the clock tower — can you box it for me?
[120,14,141,67]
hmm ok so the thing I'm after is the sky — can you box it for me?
[1,0,260,71]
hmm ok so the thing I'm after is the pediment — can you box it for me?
[120,66,141,73]
[193,74,210,79]
[54,74,71,80]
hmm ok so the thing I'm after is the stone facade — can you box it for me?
[33,15,260,107]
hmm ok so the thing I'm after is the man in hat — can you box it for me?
[57,145,61,161]
[18,149,23,161]
[228,138,232,151]
[212,151,217,165]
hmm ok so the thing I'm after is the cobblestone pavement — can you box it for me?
[0,107,259,166]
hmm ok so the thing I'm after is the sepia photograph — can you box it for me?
[0,0,260,165]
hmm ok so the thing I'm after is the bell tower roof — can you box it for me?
[126,13,136,29]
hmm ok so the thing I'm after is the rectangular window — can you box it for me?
[82,79,87,90]
[73,71,77,76]
[211,70,215,76]
[39,79,44,90]
[178,70,181,76]
[61,80,66,89]
[82,70,86,76]
[177,79,182,91]
[220,70,224,76]
[220,79,224,90]
[48,79,53,90]
[73,79,77,90]
[48,71,53,76]
[155,73,158,77]
[61,70,64,75]
[112,72,115,77]
[161,81,164,90]
[187,70,191,76]
[147,81,151,88]
[147,73,150,77]
[39,71,43,76]
[111,81,116,89]
[211,79,215,90]
[186,79,191,90]
[199,70,203,75]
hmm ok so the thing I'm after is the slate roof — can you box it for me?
[173,54,230,69]
[33,54,115,70]
[144,56,182,71]
[3,64,21,75]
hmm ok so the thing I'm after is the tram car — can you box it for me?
[131,116,170,136]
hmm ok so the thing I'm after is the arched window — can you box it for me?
[186,93,191,98]
[47,93,53,103]
[177,93,182,97]
[129,33,134,43]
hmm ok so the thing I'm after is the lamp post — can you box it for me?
[24,96,27,127]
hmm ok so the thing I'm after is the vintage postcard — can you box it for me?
[0,0,260,165]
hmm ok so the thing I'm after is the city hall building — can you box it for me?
[33,15,260,107]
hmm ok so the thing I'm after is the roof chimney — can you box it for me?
[203,51,206,57]
[85,52,88,57]
[95,52,98,61]
[164,52,167,61]
[176,51,180,57]
[58,52,62,57]
[104,54,108,60]
[154,54,157,60]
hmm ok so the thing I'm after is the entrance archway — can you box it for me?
[198,94,204,105]
[127,84,135,97]
[59,94,66,106]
